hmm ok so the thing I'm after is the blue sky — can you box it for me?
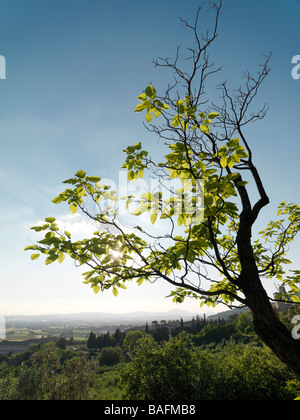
[0,0,299,316]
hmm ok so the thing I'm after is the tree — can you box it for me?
[87,331,96,349]
[152,326,170,344]
[113,328,125,347]
[122,334,206,400]
[99,347,123,366]
[122,331,147,355]
[122,334,300,400]
[25,2,300,376]
[56,337,67,350]
[15,343,97,400]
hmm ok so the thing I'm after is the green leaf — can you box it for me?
[227,156,235,168]
[170,169,179,179]
[154,108,161,118]
[150,213,157,224]
[45,255,58,265]
[45,217,56,223]
[145,85,156,99]
[86,176,101,183]
[52,195,64,204]
[291,295,300,303]
[112,286,118,297]
[69,203,78,214]
[171,115,181,127]
[75,170,86,178]
[75,186,86,197]
[220,156,228,168]
[200,124,210,134]
[208,112,220,120]
[231,153,241,163]
[135,103,147,113]
[137,93,147,101]
[127,171,139,181]
[237,180,248,186]
[58,253,65,264]
[31,254,40,260]
[131,207,146,216]
[141,192,152,201]
[145,112,153,123]
[93,285,101,294]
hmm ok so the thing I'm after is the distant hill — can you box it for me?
[208,307,248,321]
[4,307,249,327]
[4,309,200,325]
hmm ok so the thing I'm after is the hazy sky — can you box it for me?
[0,0,299,315]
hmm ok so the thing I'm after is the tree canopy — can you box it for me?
[25,1,300,376]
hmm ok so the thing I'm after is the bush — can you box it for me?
[93,364,124,400]
[121,333,215,400]
[122,331,147,354]
[0,343,97,400]
[99,347,123,366]
[211,341,297,400]
[121,335,300,400]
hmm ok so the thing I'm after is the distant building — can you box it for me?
[0,339,35,355]
[0,337,59,355]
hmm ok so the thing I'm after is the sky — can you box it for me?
[0,0,299,316]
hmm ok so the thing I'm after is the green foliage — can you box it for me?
[24,80,300,309]
[0,373,17,400]
[0,310,299,400]
[122,330,147,354]
[22,1,300,379]
[214,138,249,169]
[152,326,170,344]
[93,364,125,400]
[122,334,206,400]
[0,343,97,400]
[98,347,124,366]
[121,334,300,400]
[211,342,300,400]
[192,322,237,346]
[22,80,252,307]
[87,328,125,350]
[121,142,149,181]
[134,84,170,123]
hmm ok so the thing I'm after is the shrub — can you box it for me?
[121,335,300,400]
[99,347,123,366]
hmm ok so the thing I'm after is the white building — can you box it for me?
[0,339,35,355]
[0,337,58,355]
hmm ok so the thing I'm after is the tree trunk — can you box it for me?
[238,226,300,378]
[241,269,300,378]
